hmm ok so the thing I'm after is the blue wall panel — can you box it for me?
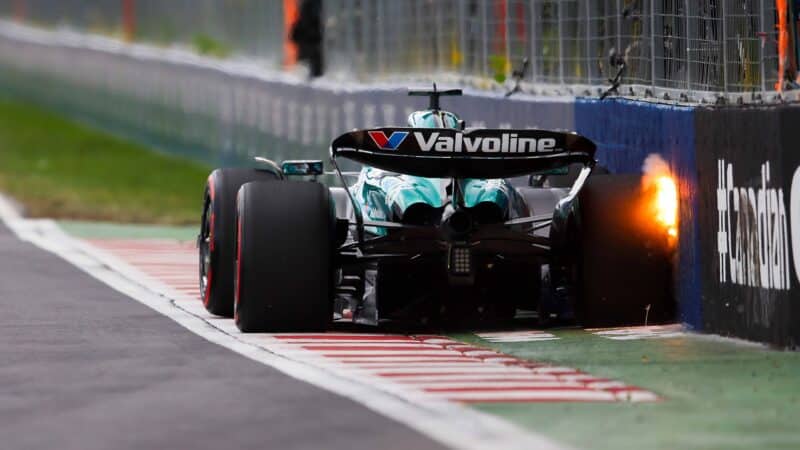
[575,98,702,329]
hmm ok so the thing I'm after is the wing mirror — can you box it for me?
[281,160,324,176]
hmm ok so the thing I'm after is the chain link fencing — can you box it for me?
[0,0,789,102]
[324,0,782,102]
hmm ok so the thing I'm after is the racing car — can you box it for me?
[199,87,675,332]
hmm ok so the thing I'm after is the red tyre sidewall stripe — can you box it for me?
[207,174,216,252]
[202,174,216,307]
[207,175,215,195]
[234,206,243,323]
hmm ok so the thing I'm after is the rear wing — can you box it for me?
[330,128,596,179]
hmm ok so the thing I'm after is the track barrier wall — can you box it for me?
[695,106,800,348]
[1,22,799,347]
[575,99,703,330]
[578,100,800,347]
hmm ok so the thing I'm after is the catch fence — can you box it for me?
[0,0,791,102]
[324,0,783,102]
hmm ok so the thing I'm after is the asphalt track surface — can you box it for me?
[0,221,445,450]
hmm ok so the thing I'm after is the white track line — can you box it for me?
[482,336,560,343]
[0,195,569,450]
[393,374,580,383]
[590,324,688,340]
[429,390,618,402]
[424,381,590,389]
[476,330,560,342]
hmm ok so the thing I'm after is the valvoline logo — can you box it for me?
[368,131,409,151]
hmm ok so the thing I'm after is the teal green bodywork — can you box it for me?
[350,168,518,235]
[349,108,520,234]
[461,178,511,215]
[351,168,443,222]
[406,110,460,129]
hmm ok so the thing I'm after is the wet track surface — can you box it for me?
[0,222,446,450]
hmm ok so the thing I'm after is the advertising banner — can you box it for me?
[695,106,800,347]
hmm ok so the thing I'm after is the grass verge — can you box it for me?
[0,98,210,224]
[453,330,800,450]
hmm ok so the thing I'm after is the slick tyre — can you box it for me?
[234,181,334,332]
[576,174,675,327]
[199,168,281,317]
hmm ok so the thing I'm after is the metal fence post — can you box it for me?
[616,0,622,64]
[650,0,657,91]
[376,0,384,75]
[122,0,136,42]
[414,0,422,70]
[481,0,488,77]
[685,0,691,92]
[759,0,767,94]
[557,0,564,84]
[585,0,592,85]
[458,0,467,74]
[361,0,370,75]
[436,0,443,72]
[345,0,355,72]
[529,0,538,83]
[721,0,728,93]
[504,0,511,81]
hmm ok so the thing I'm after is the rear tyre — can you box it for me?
[234,181,334,332]
[199,168,280,317]
[576,174,675,327]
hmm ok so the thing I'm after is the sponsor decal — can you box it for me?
[413,131,560,154]
[716,159,791,290]
[368,131,409,150]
